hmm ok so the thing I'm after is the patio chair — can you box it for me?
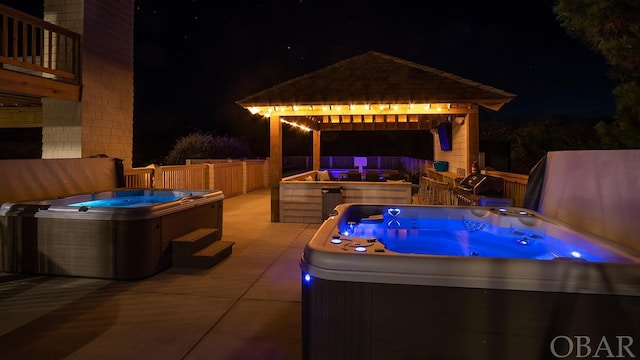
[417,176,432,204]
[346,170,362,181]
[365,170,380,182]
[386,172,405,181]
[427,178,453,205]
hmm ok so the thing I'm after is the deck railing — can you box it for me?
[484,170,529,207]
[124,157,529,205]
[123,167,154,188]
[124,159,270,198]
[155,164,208,190]
[0,4,80,82]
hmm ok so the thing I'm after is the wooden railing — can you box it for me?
[0,4,80,82]
[155,164,208,190]
[484,170,529,207]
[123,167,153,188]
[124,159,270,198]
[124,157,529,206]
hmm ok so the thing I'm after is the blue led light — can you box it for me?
[331,238,342,244]
[354,246,367,252]
[571,251,582,258]
[387,220,401,228]
[387,208,401,217]
[303,273,312,283]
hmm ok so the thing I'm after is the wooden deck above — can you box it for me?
[0,4,81,126]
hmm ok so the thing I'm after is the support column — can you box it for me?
[269,115,282,222]
[466,107,480,174]
[313,129,321,171]
[42,0,83,160]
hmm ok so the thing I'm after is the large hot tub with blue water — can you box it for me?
[0,188,223,280]
[300,203,640,360]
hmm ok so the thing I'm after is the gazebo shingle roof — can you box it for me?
[237,51,516,110]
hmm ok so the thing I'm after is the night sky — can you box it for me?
[2,1,617,165]
[133,0,615,165]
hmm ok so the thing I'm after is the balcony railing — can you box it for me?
[0,4,80,82]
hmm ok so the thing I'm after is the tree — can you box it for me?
[554,0,640,148]
[164,132,252,165]
[480,115,602,174]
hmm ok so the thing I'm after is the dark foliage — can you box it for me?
[481,115,603,174]
[554,0,640,149]
[164,132,252,165]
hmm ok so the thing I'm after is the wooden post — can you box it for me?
[270,115,282,222]
[467,107,480,174]
[313,130,321,171]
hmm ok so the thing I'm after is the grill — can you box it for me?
[453,174,513,206]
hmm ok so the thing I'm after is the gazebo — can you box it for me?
[237,51,516,221]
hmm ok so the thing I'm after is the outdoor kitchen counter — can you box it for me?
[279,171,412,223]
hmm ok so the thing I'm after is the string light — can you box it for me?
[246,102,462,116]
[280,119,312,132]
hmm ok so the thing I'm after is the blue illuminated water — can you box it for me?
[69,195,181,208]
[340,217,605,262]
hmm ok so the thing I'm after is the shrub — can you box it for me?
[164,132,252,164]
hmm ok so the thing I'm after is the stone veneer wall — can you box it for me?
[42,0,134,168]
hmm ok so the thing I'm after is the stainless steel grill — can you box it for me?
[453,174,512,206]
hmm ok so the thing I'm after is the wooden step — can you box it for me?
[171,228,233,269]
[187,240,235,269]
[172,228,219,258]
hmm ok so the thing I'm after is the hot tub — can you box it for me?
[1,188,224,280]
[300,204,640,360]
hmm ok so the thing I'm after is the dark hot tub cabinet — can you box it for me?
[1,188,224,280]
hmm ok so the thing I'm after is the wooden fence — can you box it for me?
[123,157,529,206]
[484,170,529,208]
[123,159,270,198]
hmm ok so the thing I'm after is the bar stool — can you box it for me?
[427,178,452,205]
[418,176,430,204]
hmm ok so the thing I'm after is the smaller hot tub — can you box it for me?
[1,188,224,280]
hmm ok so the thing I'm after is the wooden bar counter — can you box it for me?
[279,170,413,223]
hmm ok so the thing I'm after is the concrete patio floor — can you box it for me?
[0,187,317,359]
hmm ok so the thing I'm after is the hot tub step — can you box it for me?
[172,228,220,257]
[172,228,233,269]
[189,240,235,269]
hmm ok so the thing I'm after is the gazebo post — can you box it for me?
[313,130,321,171]
[467,110,480,174]
[270,115,282,222]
